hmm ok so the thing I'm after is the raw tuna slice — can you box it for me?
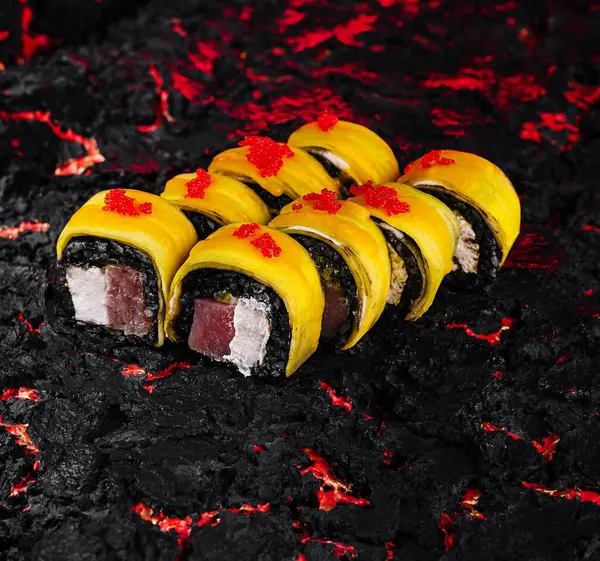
[105,264,152,337]
[321,282,350,340]
[188,299,236,358]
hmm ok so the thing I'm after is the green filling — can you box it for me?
[314,254,344,292]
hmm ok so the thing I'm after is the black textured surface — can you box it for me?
[174,268,291,377]
[1,1,600,560]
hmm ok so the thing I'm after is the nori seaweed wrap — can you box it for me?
[269,190,391,349]
[349,182,459,320]
[165,224,324,377]
[55,189,197,346]
[398,150,521,285]
[161,168,271,240]
[288,113,400,194]
[208,136,340,212]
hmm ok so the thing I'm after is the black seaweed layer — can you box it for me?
[419,187,501,287]
[374,219,425,318]
[174,268,291,377]
[305,147,355,196]
[182,210,221,241]
[53,236,160,346]
[291,234,358,348]
[243,180,292,212]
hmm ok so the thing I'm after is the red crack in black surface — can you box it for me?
[298,448,370,511]
[0,111,104,175]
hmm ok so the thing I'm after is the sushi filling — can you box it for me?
[58,237,159,343]
[419,187,501,280]
[453,212,479,274]
[188,297,271,376]
[375,220,425,316]
[175,269,291,377]
[304,147,356,194]
[182,211,221,241]
[291,234,357,344]
[65,264,153,337]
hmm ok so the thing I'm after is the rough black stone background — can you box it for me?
[1,0,600,559]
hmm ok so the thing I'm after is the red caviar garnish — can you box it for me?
[185,168,212,199]
[404,150,455,174]
[292,203,303,210]
[233,223,261,238]
[251,233,282,258]
[350,181,410,216]
[102,189,153,216]
[317,112,339,132]
[303,189,342,214]
[238,136,294,177]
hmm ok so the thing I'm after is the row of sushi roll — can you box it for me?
[54,113,521,377]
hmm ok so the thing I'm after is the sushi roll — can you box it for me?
[398,150,520,284]
[161,167,271,239]
[165,224,324,377]
[349,182,459,320]
[55,188,197,346]
[208,136,340,212]
[288,112,400,194]
[269,189,391,349]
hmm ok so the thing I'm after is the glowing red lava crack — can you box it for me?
[445,317,516,345]
[522,482,600,505]
[138,64,175,133]
[18,0,56,62]
[0,407,41,499]
[482,422,560,460]
[121,362,190,393]
[1,388,40,402]
[299,449,370,511]
[293,519,357,558]
[318,381,352,413]
[132,501,271,555]
[0,110,104,175]
[0,221,50,240]
[438,513,456,552]
[460,488,486,520]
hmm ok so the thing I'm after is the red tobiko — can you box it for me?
[102,189,153,216]
[251,233,282,258]
[292,203,303,210]
[303,189,342,214]
[185,168,212,199]
[350,181,410,216]
[238,136,294,177]
[233,223,261,238]
[404,150,455,174]
[317,112,339,132]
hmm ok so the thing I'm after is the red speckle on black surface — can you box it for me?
[318,381,352,413]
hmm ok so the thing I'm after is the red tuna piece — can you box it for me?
[320,282,350,340]
[188,299,236,358]
[105,265,152,337]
